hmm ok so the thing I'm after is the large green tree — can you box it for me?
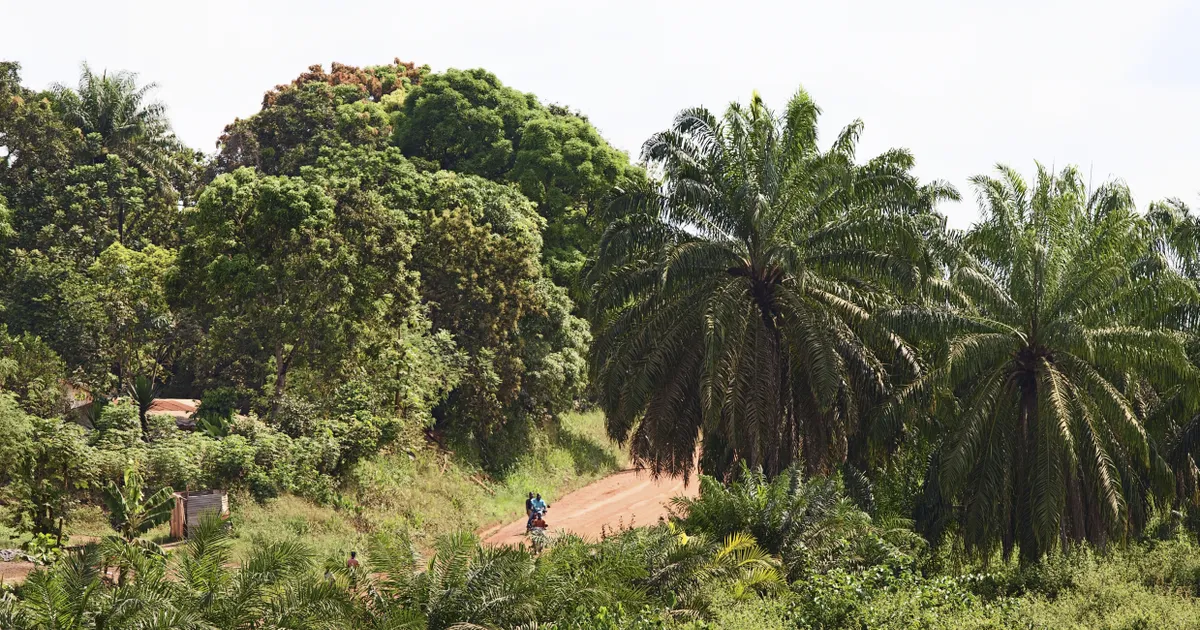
[898,165,1198,563]
[0,62,80,228]
[172,167,419,414]
[217,60,425,176]
[392,68,539,178]
[82,243,177,390]
[393,69,644,294]
[306,147,588,438]
[2,63,178,257]
[589,90,953,480]
[0,395,93,536]
[1,63,187,392]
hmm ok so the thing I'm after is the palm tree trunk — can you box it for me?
[1067,469,1087,546]
[1017,381,1039,565]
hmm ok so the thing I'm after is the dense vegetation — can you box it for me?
[6,54,1200,628]
[9,473,1200,629]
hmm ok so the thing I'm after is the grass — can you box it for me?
[62,410,626,560]
[220,410,625,558]
[345,409,628,549]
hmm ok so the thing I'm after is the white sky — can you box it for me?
[4,0,1199,228]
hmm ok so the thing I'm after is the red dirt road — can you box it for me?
[481,469,697,546]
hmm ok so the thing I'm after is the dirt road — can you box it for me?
[481,469,697,546]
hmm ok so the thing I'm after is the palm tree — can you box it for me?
[1147,198,1200,281]
[671,464,922,580]
[895,164,1198,564]
[127,375,158,439]
[52,63,184,198]
[588,89,956,480]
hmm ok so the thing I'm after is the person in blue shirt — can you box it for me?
[527,493,549,529]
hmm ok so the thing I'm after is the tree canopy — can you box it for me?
[6,55,1200,571]
[589,91,956,481]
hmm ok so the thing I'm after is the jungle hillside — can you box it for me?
[4,56,1200,629]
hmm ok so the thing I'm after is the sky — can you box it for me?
[4,0,1199,228]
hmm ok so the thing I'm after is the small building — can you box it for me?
[169,489,229,539]
[148,398,202,429]
[72,397,203,430]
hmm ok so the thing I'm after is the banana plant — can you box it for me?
[102,463,174,543]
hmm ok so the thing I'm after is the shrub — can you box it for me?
[143,433,210,490]
[272,393,321,438]
[194,386,240,422]
[206,434,258,485]
[332,411,382,472]
[143,413,178,442]
[1,410,94,535]
[92,402,141,447]
[671,465,923,581]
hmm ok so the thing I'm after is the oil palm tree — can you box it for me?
[671,464,922,580]
[894,164,1198,564]
[588,89,956,480]
[52,63,184,193]
[1147,198,1200,281]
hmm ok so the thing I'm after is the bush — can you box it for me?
[1,410,94,535]
[272,394,321,438]
[92,402,141,447]
[143,413,178,442]
[207,434,258,485]
[194,386,240,423]
[0,326,69,417]
[143,432,210,490]
[331,411,383,472]
[671,465,923,581]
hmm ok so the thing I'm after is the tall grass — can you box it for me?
[90,410,632,558]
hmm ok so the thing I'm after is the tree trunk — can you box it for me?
[1067,469,1087,546]
[1016,381,1040,565]
[270,343,291,419]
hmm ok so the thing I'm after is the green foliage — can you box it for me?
[173,166,420,411]
[101,462,174,541]
[0,62,183,390]
[1,516,780,629]
[217,60,426,176]
[0,63,88,252]
[392,68,643,294]
[510,109,646,295]
[92,402,142,448]
[127,374,157,431]
[51,62,187,192]
[589,90,956,480]
[197,414,231,439]
[0,325,68,417]
[893,164,1199,563]
[303,145,587,441]
[14,57,1200,625]
[0,397,93,535]
[0,252,108,386]
[393,68,539,178]
[84,244,176,391]
[672,465,924,580]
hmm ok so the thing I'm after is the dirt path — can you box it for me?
[2,471,695,583]
[481,469,697,546]
[0,535,187,586]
